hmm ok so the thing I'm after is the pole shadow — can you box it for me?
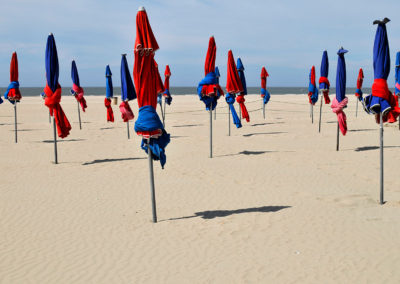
[215,150,275,158]
[82,157,146,165]
[172,124,203,128]
[355,145,400,152]
[348,129,375,132]
[243,131,286,137]
[41,138,86,143]
[165,205,291,221]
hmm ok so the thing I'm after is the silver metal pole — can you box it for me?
[210,108,212,158]
[311,104,314,124]
[49,112,51,124]
[239,105,242,120]
[318,93,323,133]
[127,121,130,139]
[263,103,265,119]
[147,138,157,223]
[53,116,58,164]
[336,121,339,151]
[214,106,216,120]
[380,112,384,205]
[163,99,166,127]
[228,105,231,136]
[14,102,17,143]
[356,99,359,118]
[77,101,82,130]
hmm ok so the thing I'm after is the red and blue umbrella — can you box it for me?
[319,51,330,104]
[119,54,136,123]
[355,68,364,101]
[43,34,71,139]
[133,7,169,169]
[225,50,243,128]
[363,18,400,123]
[104,65,114,122]
[260,67,270,105]
[163,65,172,105]
[331,47,349,136]
[4,52,21,104]
[395,52,400,95]
[70,60,87,112]
[308,66,318,105]
[197,36,224,110]
[236,57,250,122]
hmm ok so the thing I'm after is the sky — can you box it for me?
[0,0,399,88]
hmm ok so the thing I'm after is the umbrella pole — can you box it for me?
[310,104,314,123]
[336,121,340,151]
[53,116,58,164]
[239,106,242,120]
[263,103,266,120]
[228,105,231,136]
[163,100,166,127]
[147,138,157,223]
[356,99,359,118]
[210,108,212,158]
[127,121,130,139]
[77,101,82,130]
[318,93,323,133]
[14,102,18,143]
[214,106,216,120]
[49,112,51,124]
[380,112,384,205]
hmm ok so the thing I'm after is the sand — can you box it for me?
[1,94,400,283]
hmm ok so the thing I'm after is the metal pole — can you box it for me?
[311,104,314,124]
[53,116,58,164]
[77,101,82,130]
[14,102,17,143]
[210,108,212,158]
[159,101,165,127]
[356,99,359,118]
[263,100,265,119]
[239,105,242,120]
[214,106,216,120]
[336,121,339,151]
[228,105,231,136]
[127,121,130,139]
[49,112,51,124]
[380,112,384,205]
[318,93,323,133]
[147,138,157,223]
[163,99,166,127]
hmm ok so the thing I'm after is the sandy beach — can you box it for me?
[1,94,400,283]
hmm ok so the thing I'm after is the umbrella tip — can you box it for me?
[138,6,145,11]
[49,33,53,36]
[373,18,390,25]
[121,53,127,57]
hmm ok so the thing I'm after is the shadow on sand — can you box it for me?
[82,157,146,165]
[166,205,291,221]
[251,122,285,127]
[355,145,400,152]
[243,131,286,137]
[215,150,275,158]
[172,124,203,128]
[41,138,86,143]
[348,129,375,132]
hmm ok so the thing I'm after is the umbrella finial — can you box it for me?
[373,18,390,25]
[49,33,53,36]
[138,6,145,11]
[121,53,127,57]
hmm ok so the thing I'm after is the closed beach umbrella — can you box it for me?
[260,66,270,119]
[120,54,136,139]
[355,68,364,117]
[362,18,400,204]
[133,6,170,223]
[226,50,243,132]
[395,52,400,130]
[318,51,330,132]
[154,62,165,126]
[43,33,72,164]
[3,52,22,142]
[308,66,318,123]
[104,65,114,122]
[163,65,172,105]
[331,47,349,148]
[197,36,224,157]
[236,57,250,122]
[70,60,87,130]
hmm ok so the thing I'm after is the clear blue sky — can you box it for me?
[0,0,399,88]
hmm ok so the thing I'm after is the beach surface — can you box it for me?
[1,94,400,283]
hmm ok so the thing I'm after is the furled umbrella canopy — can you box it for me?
[236,57,250,122]
[308,66,318,105]
[197,36,224,110]
[3,52,21,104]
[260,67,270,105]
[215,66,220,83]
[163,65,172,105]
[355,68,364,101]
[319,51,331,104]
[70,60,87,111]
[155,61,165,108]
[331,48,349,135]
[225,50,243,128]
[363,18,400,123]
[133,6,170,168]
[395,52,400,95]
[120,54,136,122]
[43,34,71,138]
[104,65,114,122]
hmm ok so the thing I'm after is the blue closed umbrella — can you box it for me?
[215,66,220,84]
[395,52,400,95]
[121,54,136,102]
[336,48,348,103]
[318,51,331,132]
[71,60,80,87]
[105,65,113,99]
[45,34,59,93]
[236,57,250,122]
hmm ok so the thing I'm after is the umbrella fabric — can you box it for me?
[236,58,250,122]
[395,52,400,95]
[363,18,400,123]
[355,68,364,101]
[197,37,224,110]
[4,52,21,104]
[155,61,165,108]
[43,34,71,139]
[331,48,348,135]
[226,50,243,128]
[104,65,114,122]
[260,67,270,105]
[70,60,87,112]
[163,65,172,105]
[319,50,331,104]
[133,7,170,168]
[308,66,318,105]
[120,54,136,122]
